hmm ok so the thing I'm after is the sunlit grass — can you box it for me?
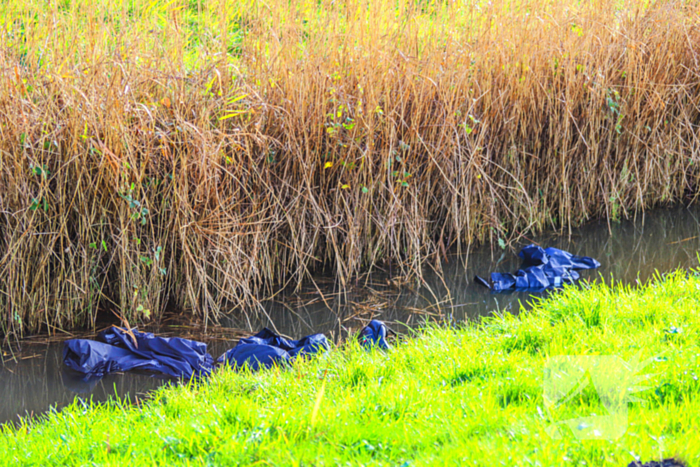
[1,271,699,465]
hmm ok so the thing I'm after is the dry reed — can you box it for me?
[1,0,699,336]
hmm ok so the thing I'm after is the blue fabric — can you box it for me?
[359,320,390,350]
[476,245,600,292]
[63,327,214,380]
[63,321,391,381]
[218,328,329,371]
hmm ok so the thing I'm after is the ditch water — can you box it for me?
[2,205,700,425]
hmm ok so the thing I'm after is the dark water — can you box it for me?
[2,205,700,425]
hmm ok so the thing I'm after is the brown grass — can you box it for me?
[1,0,699,336]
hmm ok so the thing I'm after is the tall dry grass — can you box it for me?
[1,0,699,336]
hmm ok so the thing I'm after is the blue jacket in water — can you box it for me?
[63,327,214,380]
[218,328,330,371]
[475,245,600,292]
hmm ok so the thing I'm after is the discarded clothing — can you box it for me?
[63,320,393,381]
[475,245,600,292]
[63,327,214,380]
[359,320,390,350]
[218,328,329,371]
[628,460,687,467]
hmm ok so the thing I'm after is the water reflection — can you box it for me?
[2,205,700,425]
[224,205,700,334]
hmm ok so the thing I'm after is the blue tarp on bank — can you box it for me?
[63,327,214,380]
[475,245,600,292]
[218,328,330,371]
[64,321,386,381]
[358,320,390,350]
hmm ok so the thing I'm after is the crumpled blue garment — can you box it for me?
[475,245,600,292]
[63,327,214,380]
[359,320,390,350]
[218,328,329,371]
[63,320,394,383]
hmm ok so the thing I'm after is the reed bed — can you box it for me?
[1,0,699,335]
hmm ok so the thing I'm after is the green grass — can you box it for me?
[2,271,700,466]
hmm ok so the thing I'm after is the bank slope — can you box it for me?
[1,272,699,466]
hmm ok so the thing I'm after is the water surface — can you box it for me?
[2,205,700,425]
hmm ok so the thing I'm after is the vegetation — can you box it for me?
[1,272,699,465]
[2,0,700,334]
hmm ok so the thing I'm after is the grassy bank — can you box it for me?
[1,272,700,465]
[1,0,700,334]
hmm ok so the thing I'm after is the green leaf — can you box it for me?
[225,93,248,105]
[218,110,246,120]
[136,304,151,320]
[31,165,50,179]
[101,240,108,252]
[361,186,369,194]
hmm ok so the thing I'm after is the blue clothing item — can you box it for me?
[63,327,214,380]
[475,245,600,292]
[218,328,330,371]
[359,320,390,350]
